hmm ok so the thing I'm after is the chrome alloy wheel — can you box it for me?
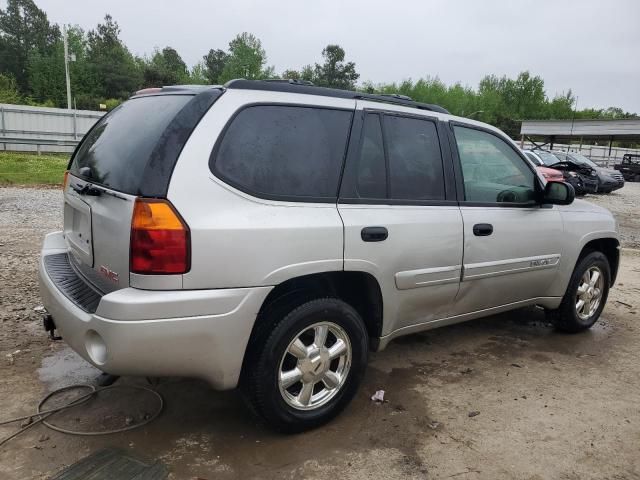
[278,322,352,411]
[575,266,604,321]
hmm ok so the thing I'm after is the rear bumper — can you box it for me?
[38,231,271,390]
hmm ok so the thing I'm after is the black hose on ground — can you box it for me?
[0,384,164,448]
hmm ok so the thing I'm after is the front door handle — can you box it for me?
[361,226,388,242]
[473,223,493,236]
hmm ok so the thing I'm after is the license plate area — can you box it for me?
[63,193,93,266]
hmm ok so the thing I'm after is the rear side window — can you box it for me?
[70,95,193,194]
[212,105,353,200]
[355,113,386,198]
[384,115,445,200]
[340,112,446,202]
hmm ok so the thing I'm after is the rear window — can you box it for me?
[212,105,353,201]
[69,95,192,194]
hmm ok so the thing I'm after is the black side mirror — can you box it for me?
[542,181,575,205]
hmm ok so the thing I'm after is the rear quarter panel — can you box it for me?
[168,90,355,289]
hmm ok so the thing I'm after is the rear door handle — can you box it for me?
[361,226,388,242]
[473,223,493,236]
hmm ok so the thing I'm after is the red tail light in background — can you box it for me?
[130,198,190,275]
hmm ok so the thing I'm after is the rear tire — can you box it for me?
[546,251,610,333]
[242,298,368,433]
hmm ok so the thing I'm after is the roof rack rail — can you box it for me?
[262,78,315,86]
[224,79,449,114]
[378,93,413,101]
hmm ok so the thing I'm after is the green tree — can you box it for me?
[0,0,59,94]
[312,45,359,90]
[0,73,22,103]
[545,91,575,119]
[282,69,301,80]
[85,15,141,101]
[202,48,228,84]
[300,65,315,82]
[281,66,314,82]
[219,32,270,82]
[188,61,208,84]
[27,37,65,105]
[142,46,188,87]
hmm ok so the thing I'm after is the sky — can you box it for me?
[19,0,640,112]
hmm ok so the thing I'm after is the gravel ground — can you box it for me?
[586,184,640,249]
[0,184,639,480]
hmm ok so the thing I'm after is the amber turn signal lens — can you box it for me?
[62,171,69,190]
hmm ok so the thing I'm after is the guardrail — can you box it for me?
[0,103,103,153]
[0,136,79,155]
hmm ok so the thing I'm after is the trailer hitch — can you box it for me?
[43,314,62,341]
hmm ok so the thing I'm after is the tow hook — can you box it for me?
[43,314,62,341]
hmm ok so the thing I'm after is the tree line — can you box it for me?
[0,0,636,138]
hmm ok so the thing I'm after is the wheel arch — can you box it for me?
[242,271,384,375]
[578,236,620,286]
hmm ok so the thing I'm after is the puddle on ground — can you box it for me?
[38,346,101,390]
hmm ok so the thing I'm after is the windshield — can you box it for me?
[567,152,598,168]
[536,151,561,166]
[524,151,542,166]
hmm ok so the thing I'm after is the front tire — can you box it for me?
[242,298,368,433]
[546,251,610,333]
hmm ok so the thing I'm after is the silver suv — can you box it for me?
[39,80,619,432]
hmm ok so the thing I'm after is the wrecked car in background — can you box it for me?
[524,150,594,195]
[556,152,625,193]
[522,150,564,182]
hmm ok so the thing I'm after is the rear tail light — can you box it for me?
[130,198,190,274]
[62,170,69,190]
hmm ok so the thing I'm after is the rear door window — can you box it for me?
[384,115,445,200]
[340,112,446,202]
[69,94,193,194]
[354,113,387,199]
[212,105,353,201]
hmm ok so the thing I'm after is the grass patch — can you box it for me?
[0,151,69,185]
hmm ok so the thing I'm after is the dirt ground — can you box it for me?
[1,185,639,480]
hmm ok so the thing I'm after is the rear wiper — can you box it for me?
[70,182,128,200]
[71,183,102,196]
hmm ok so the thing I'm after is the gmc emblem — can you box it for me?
[99,265,119,284]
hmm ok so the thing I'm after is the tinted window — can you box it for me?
[352,113,386,199]
[384,116,445,200]
[213,105,353,199]
[70,95,192,194]
[454,126,536,204]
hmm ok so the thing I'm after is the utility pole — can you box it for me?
[569,96,578,150]
[63,25,72,109]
